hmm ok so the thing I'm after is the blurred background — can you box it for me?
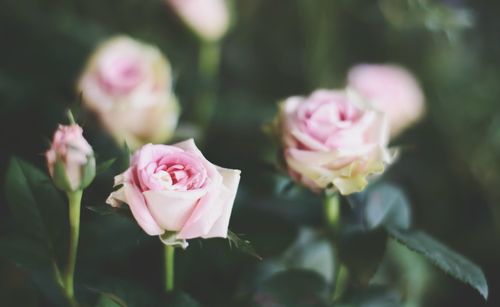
[1,0,499,306]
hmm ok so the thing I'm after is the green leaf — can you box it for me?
[96,158,116,174]
[339,229,387,285]
[228,230,262,260]
[363,184,411,230]
[79,214,143,265]
[91,279,163,307]
[281,228,334,283]
[252,269,330,307]
[347,183,411,232]
[5,157,66,251]
[95,293,127,307]
[338,285,401,307]
[386,226,488,299]
[238,228,334,299]
[0,235,52,270]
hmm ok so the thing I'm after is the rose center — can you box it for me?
[98,53,146,95]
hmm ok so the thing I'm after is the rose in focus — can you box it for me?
[277,89,392,195]
[78,36,179,149]
[106,139,240,246]
[347,64,425,138]
[46,124,95,192]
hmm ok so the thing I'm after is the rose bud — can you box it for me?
[78,36,180,150]
[277,89,393,195]
[46,124,96,192]
[347,64,425,138]
[106,139,241,247]
[166,0,230,42]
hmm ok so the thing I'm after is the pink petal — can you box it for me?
[203,167,241,238]
[123,183,164,236]
[177,172,223,239]
[143,189,206,231]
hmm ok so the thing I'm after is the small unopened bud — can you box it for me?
[46,124,95,192]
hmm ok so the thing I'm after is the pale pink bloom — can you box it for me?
[78,36,179,149]
[106,139,240,246]
[278,90,392,195]
[347,64,425,138]
[46,124,94,191]
[167,0,230,41]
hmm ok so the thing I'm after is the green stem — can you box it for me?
[324,193,340,236]
[64,190,82,303]
[333,262,349,301]
[194,41,221,132]
[52,260,78,307]
[164,245,175,293]
[323,193,348,301]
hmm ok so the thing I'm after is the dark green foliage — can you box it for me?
[387,226,488,299]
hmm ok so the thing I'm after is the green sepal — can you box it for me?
[80,153,96,190]
[52,157,73,192]
[159,231,188,249]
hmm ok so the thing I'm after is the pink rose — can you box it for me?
[106,139,241,246]
[78,36,180,149]
[347,64,425,138]
[46,124,95,191]
[167,0,230,42]
[278,90,392,195]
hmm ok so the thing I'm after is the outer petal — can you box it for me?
[106,186,126,208]
[123,183,164,236]
[177,172,224,239]
[203,167,241,238]
[143,189,206,231]
[172,138,201,155]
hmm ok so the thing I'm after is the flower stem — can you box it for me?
[194,41,220,132]
[333,262,349,301]
[164,245,175,293]
[64,190,82,302]
[324,193,340,236]
[323,193,348,301]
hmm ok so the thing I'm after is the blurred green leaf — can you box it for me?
[1,158,71,307]
[387,226,488,299]
[347,183,411,232]
[5,157,66,250]
[363,184,411,230]
[338,285,401,307]
[95,293,127,307]
[238,227,334,298]
[0,236,68,306]
[0,235,52,270]
[92,279,162,307]
[281,228,334,283]
[168,292,202,307]
[339,229,387,286]
[252,269,330,307]
[79,214,143,265]
[228,230,262,260]
[96,158,116,174]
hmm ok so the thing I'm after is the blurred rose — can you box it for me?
[277,90,392,195]
[106,139,240,246]
[167,0,230,42]
[347,64,425,138]
[78,36,180,149]
[46,124,95,192]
